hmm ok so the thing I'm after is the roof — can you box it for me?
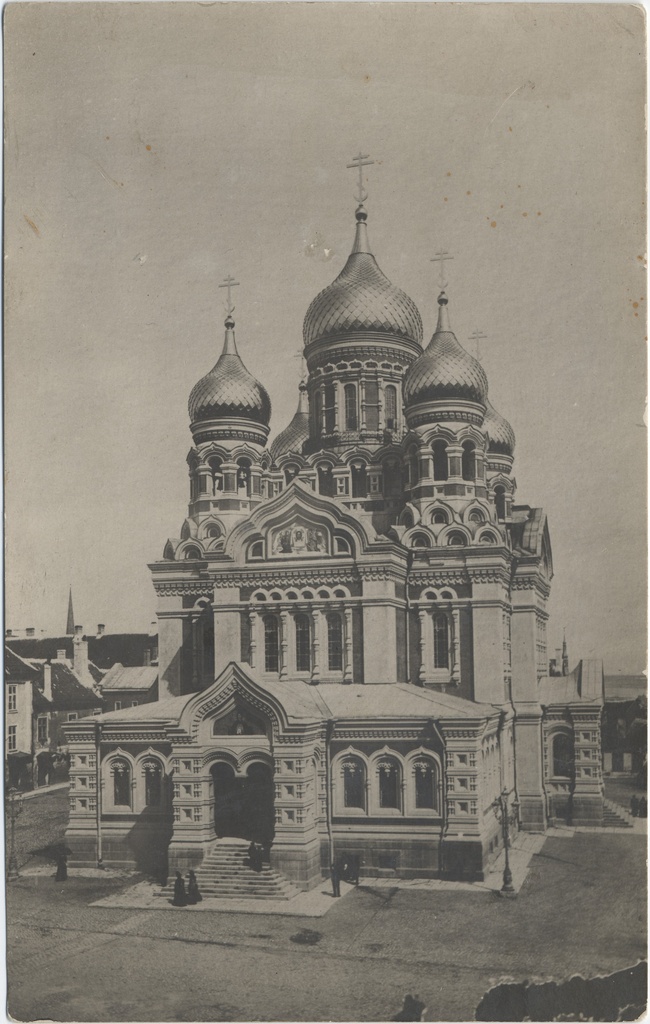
[92,694,188,724]
[33,663,103,712]
[5,647,38,683]
[539,660,604,706]
[100,664,158,692]
[604,675,647,701]
[6,633,156,670]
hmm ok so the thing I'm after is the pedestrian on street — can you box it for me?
[639,795,647,818]
[54,847,69,882]
[392,994,427,1021]
[330,862,340,897]
[171,870,187,906]
[630,794,639,817]
[186,870,202,904]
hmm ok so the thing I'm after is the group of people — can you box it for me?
[630,794,647,818]
[171,869,202,906]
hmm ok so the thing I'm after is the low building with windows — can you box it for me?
[99,664,159,713]
[63,184,604,886]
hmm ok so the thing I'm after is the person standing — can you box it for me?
[639,795,647,818]
[186,870,202,904]
[172,870,187,906]
[54,847,69,882]
[330,862,340,898]
[630,794,639,817]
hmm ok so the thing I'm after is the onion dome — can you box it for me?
[188,316,271,445]
[403,292,488,426]
[270,381,309,461]
[303,206,423,349]
[483,398,516,456]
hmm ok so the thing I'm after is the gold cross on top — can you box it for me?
[346,152,375,205]
[219,275,240,316]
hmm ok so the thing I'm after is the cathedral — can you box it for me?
[64,171,604,888]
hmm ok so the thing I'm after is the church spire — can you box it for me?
[562,630,569,676]
[66,587,75,636]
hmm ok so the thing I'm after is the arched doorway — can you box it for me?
[212,760,275,844]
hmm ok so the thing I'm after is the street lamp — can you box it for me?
[6,786,24,881]
[492,787,520,898]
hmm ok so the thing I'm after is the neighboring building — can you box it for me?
[64,183,605,886]
[99,664,159,713]
[6,622,158,673]
[602,675,647,776]
[5,646,103,789]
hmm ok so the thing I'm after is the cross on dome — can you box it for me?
[430,251,454,290]
[219,274,240,318]
[346,152,375,206]
[469,329,488,361]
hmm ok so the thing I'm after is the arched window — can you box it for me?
[431,509,448,525]
[384,385,398,430]
[327,613,343,672]
[237,459,251,496]
[284,465,299,485]
[411,533,430,549]
[143,759,163,807]
[433,613,449,669]
[263,615,279,673]
[351,461,367,498]
[433,440,449,481]
[383,460,401,497]
[295,613,311,673]
[205,523,221,539]
[344,384,358,431]
[249,540,264,559]
[553,733,574,778]
[318,465,335,497]
[209,458,223,494]
[495,486,506,520]
[413,758,438,810]
[314,390,323,436]
[342,756,366,810]
[447,532,466,546]
[111,758,131,808]
[325,384,336,434]
[468,509,485,524]
[462,442,476,481]
[184,546,201,560]
[479,532,497,545]
[378,758,401,810]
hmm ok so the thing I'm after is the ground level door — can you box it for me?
[212,761,274,845]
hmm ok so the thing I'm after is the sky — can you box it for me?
[4,2,646,675]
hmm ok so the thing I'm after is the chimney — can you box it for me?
[43,663,53,702]
[73,625,91,687]
[5,629,12,637]
[97,624,105,636]
[56,649,67,661]
[26,627,35,637]
[149,621,158,635]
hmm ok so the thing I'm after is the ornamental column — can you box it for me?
[280,609,290,680]
[450,606,461,687]
[360,377,367,432]
[418,607,430,684]
[343,605,354,683]
[333,381,340,432]
[310,608,321,684]
[378,381,385,432]
[248,609,258,670]
[191,615,199,688]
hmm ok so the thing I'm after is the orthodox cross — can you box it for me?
[219,275,240,317]
[346,152,375,204]
[430,251,454,290]
[293,349,308,380]
[469,329,488,361]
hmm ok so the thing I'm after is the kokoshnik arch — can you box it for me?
[63,171,604,887]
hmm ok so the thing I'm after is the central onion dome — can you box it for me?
[403,293,488,424]
[483,398,516,456]
[270,381,309,461]
[303,207,423,348]
[188,315,271,444]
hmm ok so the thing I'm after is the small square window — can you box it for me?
[458,802,469,814]
[68,713,78,722]
[183,808,192,820]
[457,754,468,766]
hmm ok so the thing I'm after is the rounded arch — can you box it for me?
[549,728,574,779]
[409,531,432,549]
[429,503,453,527]
[178,541,204,561]
[439,526,471,547]
[332,747,369,815]
[370,748,404,814]
[198,519,225,542]
[464,504,487,525]
[104,749,136,811]
[477,530,499,545]
[405,749,443,815]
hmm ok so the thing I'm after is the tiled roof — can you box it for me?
[6,634,155,670]
[100,664,158,692]
[404,330,488,407]
[5,647,38,683]
[483,398,515,455]
[33,663,103,712]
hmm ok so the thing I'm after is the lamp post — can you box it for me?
[492,788,519,898]
[6,787,24,881]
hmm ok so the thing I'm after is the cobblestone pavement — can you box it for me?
[7,830,646,1022]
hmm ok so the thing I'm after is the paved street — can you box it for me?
[6,798,646,1022]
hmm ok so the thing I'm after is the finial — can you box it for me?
[222,314,238,355]
[218,274,240,318]
[436,291,450,332]
[430,251,454,291]
[355,204,368,223]
[347,152,375,207]
[438,291,448,305]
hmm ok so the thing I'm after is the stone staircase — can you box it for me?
[602,799,634,829]
[159,838,299,901]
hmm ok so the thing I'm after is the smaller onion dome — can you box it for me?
[403,292,488,410]
[303,206,423,348]
[270,381,309,461]
[188,316,271,428]
[483,398,516,456]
